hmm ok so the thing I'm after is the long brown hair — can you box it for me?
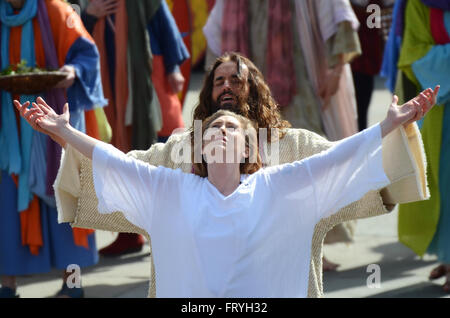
[191,110,262,177]
[192,52,291,141]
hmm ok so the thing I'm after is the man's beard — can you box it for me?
[212,91,250,117]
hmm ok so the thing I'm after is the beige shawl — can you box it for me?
[54,123,428,297]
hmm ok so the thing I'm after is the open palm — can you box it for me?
[388,86,439,128]
[14,96,70,137]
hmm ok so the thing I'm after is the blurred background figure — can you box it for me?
[148,0,190,143]
[203,0,364,271]
[69,0,189,257]
[350,0,394,131]
[381,0,450,292]
[0,0,107,298]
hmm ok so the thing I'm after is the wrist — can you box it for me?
[380,119,394,138]
[57,122,73,141]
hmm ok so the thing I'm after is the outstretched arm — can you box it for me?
[15,96,180,232]
[14,97,98,160]
[313,85,439,220]
[266,86,439,222]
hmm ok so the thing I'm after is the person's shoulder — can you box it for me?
[166,130,192,142]
[158,166,204,188]
[282,128,328,143]
[150,130,191,150]
[279,128,334,156]
[127,130,190,160]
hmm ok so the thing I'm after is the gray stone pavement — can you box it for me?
[12,73,449,298]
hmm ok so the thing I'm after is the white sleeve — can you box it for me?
[306,123,390,221]
[92,142,180,231]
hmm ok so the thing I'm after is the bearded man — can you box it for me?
[54,52,428,297]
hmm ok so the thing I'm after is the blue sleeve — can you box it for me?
[65,36,108,111]
[412,43,450,105]
[380,0,405,92]
[147,0,190,74]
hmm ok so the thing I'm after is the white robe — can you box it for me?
[92,123,390,297]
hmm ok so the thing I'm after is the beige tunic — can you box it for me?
[54,123,428,297]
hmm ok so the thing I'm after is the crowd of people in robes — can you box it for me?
[0,0,448,298]
[381,0,450,292]
[0,0,188,298]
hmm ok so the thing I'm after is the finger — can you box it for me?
[32,112,46,122]
[421,92,432,108]
[36,101,52,113]
[35,100,55,115]
[24,106,43,119]
[424,88,434,103]
[104,4,119,10]
[432,85,440,104]
[104,8,119,15]
[104,3,119,10]
[417,92,429,107]
[103,0,118,5]
[24,108,43,123]
[101,3,119,13]
[434,85,440,97]
[63,103,69,115]
[104,4,119,11]
[422,88,431,99]
[29,110,45,124]
[36,97,53,112]
[423,95,434,115]
[32,102,51,115]
[13,99,28,111]
[408,100,421,123]
[15,100,30,109]
[392,94,399,106]
[18,101,31,117]
[415,100,423,121]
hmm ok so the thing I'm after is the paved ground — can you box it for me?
[12,71,450,298]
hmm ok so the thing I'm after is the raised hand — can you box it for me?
[380,85,440,138]
[14,96,70,147]
[15,96,98,158]
[86,0,119,18]
[33,97,70,135]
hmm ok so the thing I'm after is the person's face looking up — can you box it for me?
[211,61,250,112]
[202,115,249,165]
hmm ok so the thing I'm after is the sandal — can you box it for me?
[0,286,19,298]
[55,284,85,298]
[429,264,447,280]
